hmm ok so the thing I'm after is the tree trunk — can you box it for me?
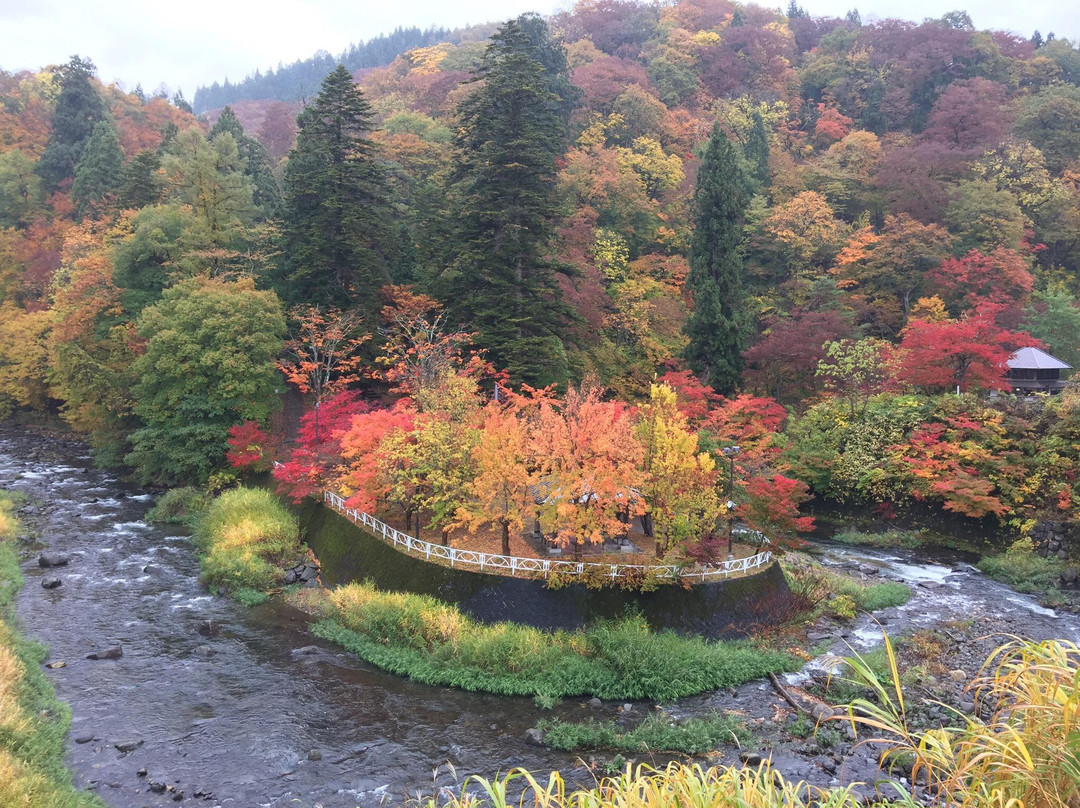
[642,513,655,537]
[501,520,511,556]
[441,528,450,547]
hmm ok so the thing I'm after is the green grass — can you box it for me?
[538,711,751,754]
[303,582,801,702]
[146,486,208,526]
[786,557,912,619]
[193,487,301,596]
[977,539,1073,598]
[832,529,928,549]
[0,490,104,806]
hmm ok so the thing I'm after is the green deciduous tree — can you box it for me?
[444,14,576,386]
[126,276,285,484]
[280,64,392,308]
[683,123,752,394]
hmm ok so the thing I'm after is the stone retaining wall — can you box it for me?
[299,500,792,638]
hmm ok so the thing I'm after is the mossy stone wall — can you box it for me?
[300,502,790,638]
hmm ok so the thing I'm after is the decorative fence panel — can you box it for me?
[322,490,773,584]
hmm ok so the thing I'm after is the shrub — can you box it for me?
[194,487,301,594]
[146,486,208,525]
[856,582,911,612]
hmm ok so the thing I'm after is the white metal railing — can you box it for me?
[321,490,773,584]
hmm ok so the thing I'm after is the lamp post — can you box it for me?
[722,445,740,557]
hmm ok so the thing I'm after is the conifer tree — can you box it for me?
[745,110,770,187]
[280,64,391,308]
[683,123,752,395]
[209,106,280,215]
[71,119,124,215]
[37,56,107,189]
[446,14,576,386]
[119,150,164,209]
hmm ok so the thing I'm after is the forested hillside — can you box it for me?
[2,0,1080,550]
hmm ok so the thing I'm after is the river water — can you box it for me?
[4,428,1079,806]
[2,430,584,808]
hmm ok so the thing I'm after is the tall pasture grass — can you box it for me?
[311,582,800,701]
[837,634,1080,808]
[0,490,103,806]
[414,762,901,808]
[194,487,300,593]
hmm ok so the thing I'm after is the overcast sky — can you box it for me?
[2,0,1077,97]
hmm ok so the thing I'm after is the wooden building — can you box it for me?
[1006,346,1072,394]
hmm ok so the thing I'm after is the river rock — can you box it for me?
[137,768,147,777]
[299,566,319,582]
[142,564,160,574]
[588,697,602,709]
[948,669,967,682]
[87,646,122,660]
[284,569,298,585]
[45,660,65,669]
[148,780,167,793]
[196,620,221,637]
[1062,567,1078,585]
[41,577,62,589]
[194,645,216,658]
[959,700,976,715]
[523,728,544,746]
[74,734,95,744]
[114,739,143,753]
[38,552,69,567]
[739,752,764,766]
[308,749,322,761]
[622,703,633,713]
[291,645,319,657]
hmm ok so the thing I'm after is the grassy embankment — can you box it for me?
[0,490,103,807]
[296,582,801,702]
[782,554,911,622]
[538,712,751,756]
[975,538,1077,608]
[188,487,301,606]
[421,637,1079,808]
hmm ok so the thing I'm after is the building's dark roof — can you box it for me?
[1007,346,1073,371]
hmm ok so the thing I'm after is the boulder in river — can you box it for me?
[523,728,544,746]
[41,577,62,589]
[196,620,221,637]
[114,739,143,753]
[87,646,123,660]
[39,552,69,567]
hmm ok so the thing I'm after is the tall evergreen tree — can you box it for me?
[118,150,165,209]
[280,64,391,307]
[683,123,752,395]
[37,56,107,189]
[71,119,124,215]
[445,14,576,386]
[209,106,281,215]
[745,110,770,188]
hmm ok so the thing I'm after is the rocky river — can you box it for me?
[3,427,1078,807]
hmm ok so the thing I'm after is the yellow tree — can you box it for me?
[0,303,51,419]
[457,399,539,555]
[636,383,721,558]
